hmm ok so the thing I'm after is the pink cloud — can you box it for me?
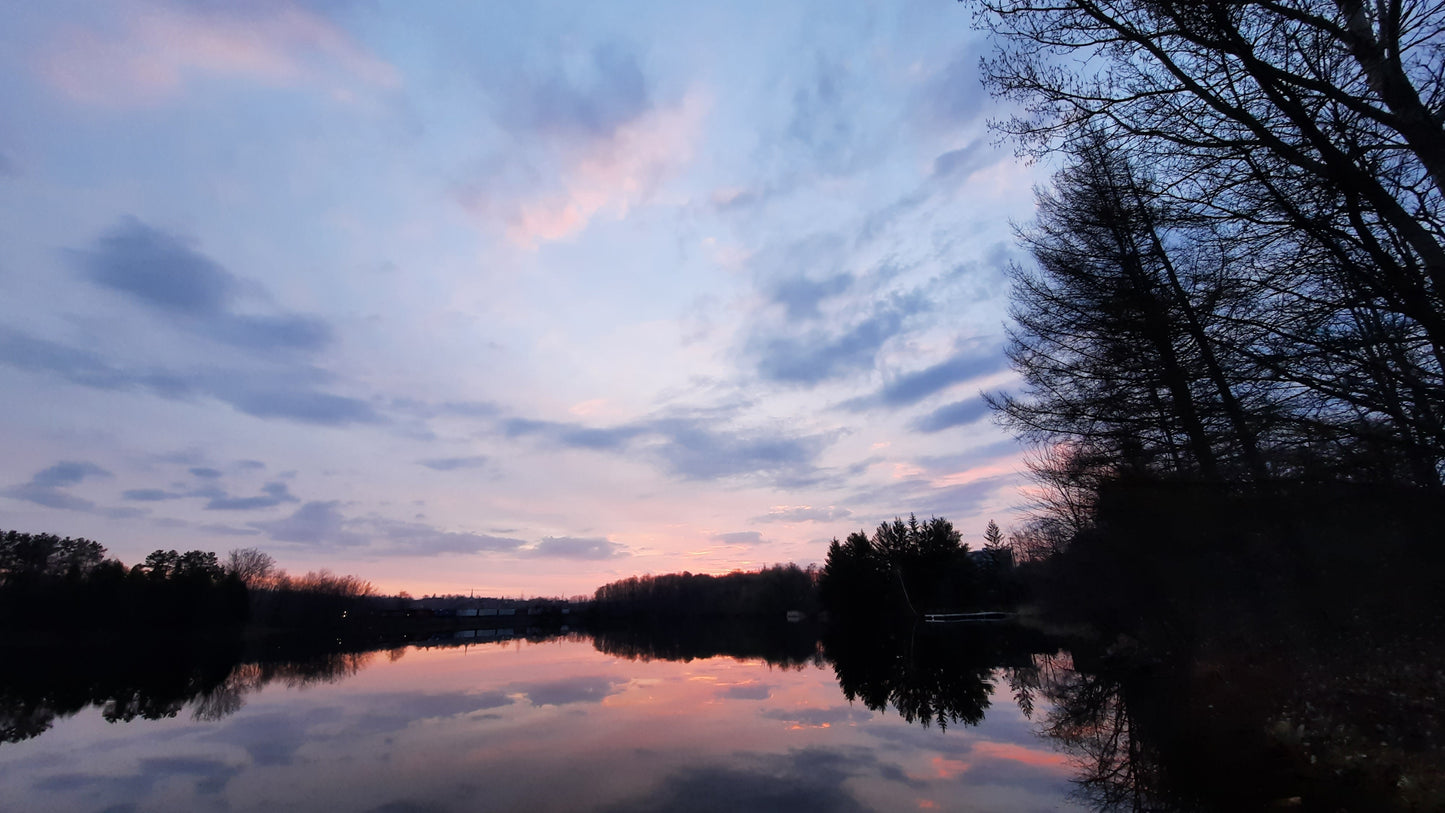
[931,756,972,779]
[928,460,1020,489]
[972,740,1072,771]
[469,91,709,248]
[37,1,398,107]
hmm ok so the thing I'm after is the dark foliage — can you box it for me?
[0,531,248,631]
[0,634,407,744]
[972,0,1445,531]
[1034,479,1445,651]
[818,515,990,616]
[823,619,1058,731]
[1030,596,1445,812]
[591,618,823,670]
[591,564,819,619]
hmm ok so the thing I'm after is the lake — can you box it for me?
[0,624,1086,812]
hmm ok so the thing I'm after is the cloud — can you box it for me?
[841,345,1006,411]
[853,143,1007,243]
[506,43,651,140]
[364,518,526,556]
[201,707,343,768]
[750,505,853,524]
[251,501,362,546]
[216,385,379,425]
[349,691,515,732]
[761,706,874,728]
[1,220,379,428]
[79,219,237,314]
[3,483,96,512]
[718,682,773,700]
[500,92,707,247]
[248,505,528,556]
[521,536,628,561]
[75,218,333,353]
[198,523,262,537]
[29,461,111,488]
[918,439,1025,469]
[844,474,1016,525]
[37,1,399,107]
[770,273,854,320]
[189,467,223,479]
[648,418,832,483]
[461,45,707,247]
[931,142,995,181]
[417,456,488,471]
[503,413,833,485]
[34,756,240,799]
[389,399,501,420]
[0,326,379,426]
[205,482,299,511]
[787,56,872,177]
[599,747,879,813]
[515,675,625,706]
[1,461,143,518]
[911,397,992,433]
[916,54,990,130]
[0,328,131,388]
[711,531,766,547]
[121,479,300,511]
[753,294,925,385]
[504,419,646,451]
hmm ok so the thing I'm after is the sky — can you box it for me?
[0,0,1045,597]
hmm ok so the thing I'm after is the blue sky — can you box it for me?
[0,0,1042,596]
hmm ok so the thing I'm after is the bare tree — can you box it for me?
[971,0,1445,486]
[225,547,276,588]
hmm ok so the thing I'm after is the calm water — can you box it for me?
[0,627,1084,812]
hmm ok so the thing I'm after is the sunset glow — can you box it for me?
[0,1,1036,596]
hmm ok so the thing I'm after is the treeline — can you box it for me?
[819,516,1019,617]
[589,517,1020,623]
[0,531,246,630]
[591,564,818,619]
[0,531,376,634]
[968,0,1445,550]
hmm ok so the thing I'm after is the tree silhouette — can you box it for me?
[970,0,1445,488]
[819,515,978,615]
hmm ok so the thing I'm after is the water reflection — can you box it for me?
[591,618,824,669]
[1025,632,1445,812]
[0,637,412,743]
[0,624,1082,812]
[823,621,1057,731]
[1,639,241,742]
[2,624,1072,746]
[0,624,1066,740]
[2,619,1434,811]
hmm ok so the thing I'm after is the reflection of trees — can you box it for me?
[1031,640,1443,812]
[2,625,568,745]
[0,640,242,741]
[1033,655,1170,811]
[823,621,1057,731]
[0,637,402,745]
[592,619,824,670]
